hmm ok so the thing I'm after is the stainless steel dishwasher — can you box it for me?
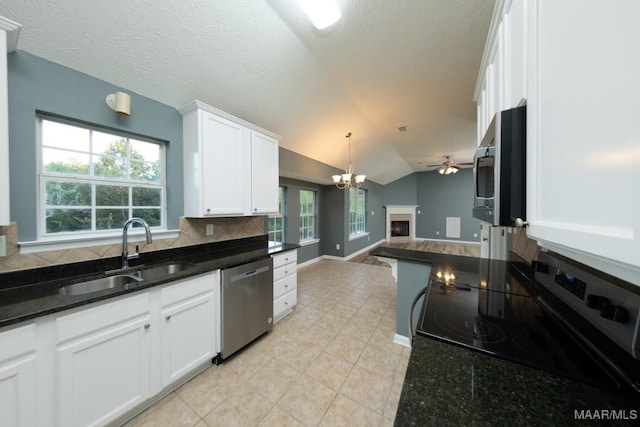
[219,257,273,361]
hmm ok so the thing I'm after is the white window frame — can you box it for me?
[299,189,317,244]
[268,186,285,246]
[349,187,368,239]
[36,115,168,242]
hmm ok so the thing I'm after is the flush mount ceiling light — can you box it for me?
[298,0,342,30]
[332,132,366,189]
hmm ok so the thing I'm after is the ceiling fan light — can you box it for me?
[298,0,342,30]
[438,168,445,175]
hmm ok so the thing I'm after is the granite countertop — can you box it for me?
[0,235,299,329]
[396,336,639,426]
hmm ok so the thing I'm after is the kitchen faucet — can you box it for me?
[121,217,153,270]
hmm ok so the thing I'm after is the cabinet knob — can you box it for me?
[144,324,150,329]
[166,315,172,320]
[285,257,289,261]
[284,284,288,288]
[285,301,288,306]
[206,208,211,213]
[284,270,288,274]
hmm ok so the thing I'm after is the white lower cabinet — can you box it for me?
[56,293,152,427]
[272,250,297,323]
[0,324,37,427]
[159,273,217,387]
[0,270,219,427]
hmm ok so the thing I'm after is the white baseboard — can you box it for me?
[297,239,386,269]
[394,334,411,348]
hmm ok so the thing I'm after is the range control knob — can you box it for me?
[586,294,610,311]
[600,304,629,324]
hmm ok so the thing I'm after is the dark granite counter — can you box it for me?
[396,336,639,426]
[0,236,299,328]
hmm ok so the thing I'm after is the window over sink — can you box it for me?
[38,116,166,238]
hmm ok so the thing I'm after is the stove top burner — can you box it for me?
[432,309,506,345]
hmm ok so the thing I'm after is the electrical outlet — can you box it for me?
[336,243,340,250]
[205,224,214,236]
[0,236,5,257]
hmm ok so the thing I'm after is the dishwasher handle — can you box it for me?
[230,265,270,282]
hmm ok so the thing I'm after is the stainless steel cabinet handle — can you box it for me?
[165,315,172,320]
[144,324,150,329]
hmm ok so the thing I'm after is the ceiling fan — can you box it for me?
[426,156,473,175]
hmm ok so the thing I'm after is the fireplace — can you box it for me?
[391,220,410,237]
[385,205,418,242]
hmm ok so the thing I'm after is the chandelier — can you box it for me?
[332,132,366,189]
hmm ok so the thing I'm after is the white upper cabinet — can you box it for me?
[526,0,640,283]
[0,17,21,225]
[180,101,280,217]
[476,0,640,284]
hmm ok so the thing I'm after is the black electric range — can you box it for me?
[416,253,640,400]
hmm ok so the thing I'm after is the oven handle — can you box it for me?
[408,284,429,343]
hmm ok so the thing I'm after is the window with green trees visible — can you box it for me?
[39,117,165,236]
[299,189,317,242]
[268,186,285,246]
[349,188,367,236]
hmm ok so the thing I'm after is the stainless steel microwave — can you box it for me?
[473,105,526,226]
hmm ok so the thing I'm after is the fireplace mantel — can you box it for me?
[384,205,418,241]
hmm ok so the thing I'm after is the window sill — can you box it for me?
[18,229,181,254]
[299,238,320,247]
[348,232,369,242]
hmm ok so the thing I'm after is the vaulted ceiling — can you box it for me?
[3,0,495,184]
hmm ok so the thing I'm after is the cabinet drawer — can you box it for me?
[56,293,150,344]
[273,264,296,282]
[274,273,297,299]
[272,251,297,269]
[273,290,296,319]
[160,272,217,307]
[0,323,36,362]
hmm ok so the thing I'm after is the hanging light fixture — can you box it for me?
[332,132,366,189]
[438,165,459,175]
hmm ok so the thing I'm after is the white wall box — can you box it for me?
[477,0,640,285]
[0,323,37,427]
[0,17,21,225]
[272,250,297,323]
[180,100,280,217]
[0,271,218,427]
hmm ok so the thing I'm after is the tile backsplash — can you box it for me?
[0,217,267,273]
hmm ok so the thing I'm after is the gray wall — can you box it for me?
[7,51,183,241]
[416,169,480,241]
[385,169,481,242]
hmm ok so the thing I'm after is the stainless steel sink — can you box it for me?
[138,261,196,280]
[58,261,196,296]
[59,274,143,296]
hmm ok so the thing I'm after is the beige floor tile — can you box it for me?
[203,383,273,427]
[258,406,304,427]
[340,365,394,414]
[384,379,404,420]
[277,374,337,426]
[247,359,300,403]
[356,340,404,378]
[324,328,367,364]
[339,316,377,343]
[175,366,243,417]
[294,324,336,349]
[125,393,200,427]
[316,312,351,333]
[223,343,273,381]
[320,395,383,427]
[304,351,354,391]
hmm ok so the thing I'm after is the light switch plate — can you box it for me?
[205,224,214,236]
[0,235,6,257]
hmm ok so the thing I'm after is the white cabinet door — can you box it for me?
[159,273,216,387]
[526,0,640,282]
[0,324,37,427]
[200,110,249,216]
[56,294,151,427]
[250,131,279,214]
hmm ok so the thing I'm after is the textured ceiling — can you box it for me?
[2,0,495,184]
